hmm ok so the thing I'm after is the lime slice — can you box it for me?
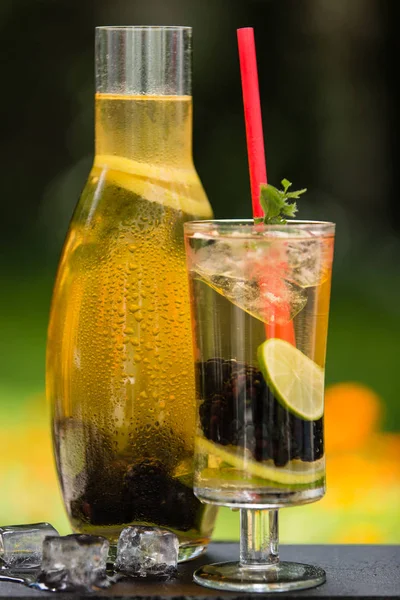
[198,467,319,491]
[95,154,199,186]
[257,338,324,421]
[93,154,212,218]
[196,436,324,485]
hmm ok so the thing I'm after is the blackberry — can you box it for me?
[198,360,266,448]
[123,459,198,531]
[299,418,324,461]
[198,358,324,467]
[70,425,201,531]
[70,438,129,526]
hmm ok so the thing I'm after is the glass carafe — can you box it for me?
[46,26,216,561]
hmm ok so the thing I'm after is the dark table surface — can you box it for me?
[1,543,399,599]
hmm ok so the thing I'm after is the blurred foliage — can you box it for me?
[0,0,399,540]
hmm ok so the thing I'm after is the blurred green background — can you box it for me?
[1,0,399,543]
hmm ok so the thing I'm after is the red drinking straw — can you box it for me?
[237,27,295,345]
[237,28,266,218]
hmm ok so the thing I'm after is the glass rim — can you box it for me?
[95,25,192,32]
[184,219,335,239]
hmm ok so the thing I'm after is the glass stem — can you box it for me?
[269,509,279,562]
[239,508,279,567]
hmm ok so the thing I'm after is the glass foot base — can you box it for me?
[194,561,326,593]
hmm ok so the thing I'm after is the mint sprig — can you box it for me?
[254,179,307,225]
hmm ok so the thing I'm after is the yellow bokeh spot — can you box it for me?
[325,382,382,454]
[0,393,70,532]
[333,523,386,544]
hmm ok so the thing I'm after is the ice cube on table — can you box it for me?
[115,526,179,578]
[37,534,109,592]
[0,523,59,570]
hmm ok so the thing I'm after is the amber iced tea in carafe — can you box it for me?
[46,26,216,561]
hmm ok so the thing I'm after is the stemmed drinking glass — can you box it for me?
[184,219,335,592]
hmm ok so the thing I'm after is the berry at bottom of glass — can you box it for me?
[184,220,335,593]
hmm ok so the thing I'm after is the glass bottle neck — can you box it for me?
[94,93,193,167]
[94,27,193,168]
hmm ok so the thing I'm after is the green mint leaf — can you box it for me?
[260,185,286,220]
[281,202,298,218]
[285,188,307,200]
[254,217,264,224]
[257,180,306,225]
[268,215,286,224]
